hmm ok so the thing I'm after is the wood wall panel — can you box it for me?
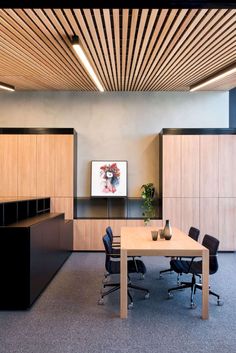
[109,219,127,237]
[181,136,199,197]
[17,135,37,197]
[36,135,55,197]
[73,219,109,251]
[200,136,219,197]
[200,198,219,244]
[73,219,92,251]
[163,135,181,197]
[51,197,73,220]
[219,135,236,197]
[0,135,17,197]
[163,198,181,229]
[181,198,200,235]
[54,135,73,197]
[219,198,236,251]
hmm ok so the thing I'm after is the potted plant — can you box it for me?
[141,183,155,225]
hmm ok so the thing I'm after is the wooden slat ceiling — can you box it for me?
[0,8,235,91]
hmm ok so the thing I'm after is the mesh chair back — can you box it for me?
[103,233,115,273]
[188,227,200,241]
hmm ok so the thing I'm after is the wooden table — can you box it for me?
[120,226,209,319]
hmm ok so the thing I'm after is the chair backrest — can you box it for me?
[188,227,200,241]
[102,233,115,273]
[106,226,113,242]
[202,234,219,274]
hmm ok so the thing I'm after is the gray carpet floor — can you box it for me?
[0,252,235,353]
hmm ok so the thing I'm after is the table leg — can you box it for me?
[202,248,209,320]
[120,249,127,319]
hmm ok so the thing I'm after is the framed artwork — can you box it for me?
[91,160,128,197]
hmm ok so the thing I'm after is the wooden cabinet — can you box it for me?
[219,198,236,251]
[162,132,236,250]
[181,198,199,235]
[219,135,236,197]
[18,135,37,197]
[54,135,74,197]
[0,130,75,221]
[163,198,182,230]
[200,198,219,244]
[200,136,218,197]
[163,135,181,197]
[181,136,199,197]
[36,135,55,197]
[0,135,17,197]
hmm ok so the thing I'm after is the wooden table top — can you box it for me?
[121,226,205,253]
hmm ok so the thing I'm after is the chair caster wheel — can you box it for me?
[217,299,224,306]
[128,302,134,310]
[98,298,104,305]
[168,292,173,299]
[144,292,150,300]
[102,278,108,284]
[190,303,197,309]
[140,274,145,280]
[159,274,163,280]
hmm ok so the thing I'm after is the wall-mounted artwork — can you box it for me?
[91,160,128,197]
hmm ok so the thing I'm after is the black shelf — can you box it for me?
[74,197,162,220]
[0,197,50,226]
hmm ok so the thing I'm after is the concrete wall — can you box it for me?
[0,91,229,196]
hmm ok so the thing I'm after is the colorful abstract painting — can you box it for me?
[91,161,127,197]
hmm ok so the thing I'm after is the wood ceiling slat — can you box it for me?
[34,8,95,90]
[150,9,233,90]
[135,9,172,90]
[155,12,236,90]
[113,9,121,90]
[83,9,113,90]
[131,9,158,90]
[15,8,94,90]
[125,9,139,91]
[103,9,118,90]
[0,10,90,90]
[0,8,235,91]
[72,9,108,90]
[140,9,199,90]
[127,9,148,91]
[121,9,129,90]
[139,9,189,91]
[93,9,115,90]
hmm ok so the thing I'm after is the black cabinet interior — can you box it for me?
[74,197,162,219]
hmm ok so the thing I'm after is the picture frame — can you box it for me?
[91,160,128,197]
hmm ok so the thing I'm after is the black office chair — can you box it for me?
[167,234,223,308]
[98,233,150,309]
[159,227,200,279]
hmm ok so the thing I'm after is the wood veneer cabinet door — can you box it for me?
[163,198,181,229]
[109,219,127,236]
[200,198,219,244]
[0,135,17,197]
[163,135,181,197]
[219,135,236,197]
[51,197,73,220]
[200,136,218,197]
[54,135,73,197]
[181,136,199,197]
[36,135,55,197]
[73,219,109,250]
[73,219,92,250]
[18,135,37,197]
[181,198,199,235]
[219,198,236,251]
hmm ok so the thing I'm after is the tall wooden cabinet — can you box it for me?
[0,128,76,222]
[162,129,236,251]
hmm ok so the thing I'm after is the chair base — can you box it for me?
[167,275,222,308]
[98,280,150,307]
